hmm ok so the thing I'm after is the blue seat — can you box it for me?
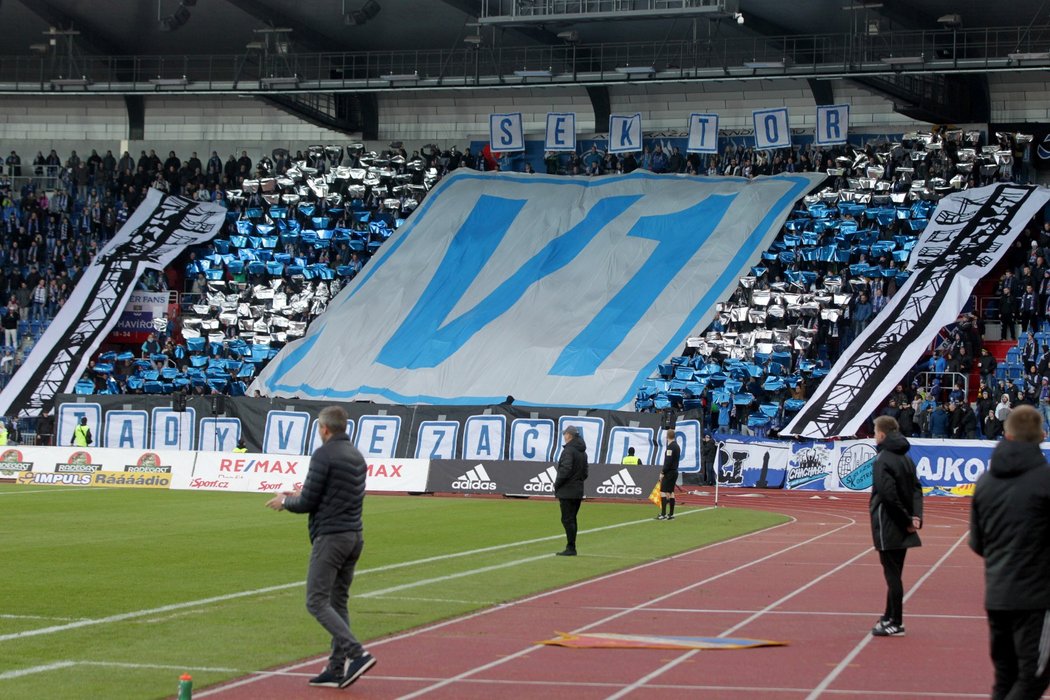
[673,366,694,381]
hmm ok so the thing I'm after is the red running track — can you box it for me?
[194,491,993,699]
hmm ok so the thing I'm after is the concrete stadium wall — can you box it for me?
[989,71,1050,122]
[0,95,348,162]
[375,78,933,142]
[0,74,1043,161]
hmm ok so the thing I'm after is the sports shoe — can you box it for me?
[555,548,577,556]
[340,652,376,689]
[308,667,343,688]
[655,515,666,520]
[666,515,675,520]
[872,621,905,637]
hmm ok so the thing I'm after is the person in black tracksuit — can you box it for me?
[970,405,1050,700]
[700,433,717,486]
[554,425,588,556]
[266,406,376,689]
[658,428,680,520]
[869,415,923,637]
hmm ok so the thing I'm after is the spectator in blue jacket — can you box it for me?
[851,293,872,342]
[930,403,950,438]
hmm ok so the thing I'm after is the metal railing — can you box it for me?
[0,24,1043,94]
[915,371,969,400]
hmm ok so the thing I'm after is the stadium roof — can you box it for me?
[0,0,1041,57]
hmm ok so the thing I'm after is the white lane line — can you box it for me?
[587,607,986,620]
[195,514,803,698]
[0,661,75,680]
[77,661,244,674]
[0,507,715,644]
[0,659,986,697]
[804,531,971,700]
[604,545,873,700]
[0,488,107,496]
[360,596,498,606]
[394,515,858,700]
[0,614,88,621]
[359,554,554,599]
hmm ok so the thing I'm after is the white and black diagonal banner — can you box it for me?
[784,183,1050,439]
[0,189,226,417]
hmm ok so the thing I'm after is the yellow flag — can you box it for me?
[648,480,662,507]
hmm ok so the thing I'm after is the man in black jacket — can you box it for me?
[970,405,1050,700]
[700,434,717,486]
[554,425,588,556]
[869,415,923,637]
[266,406,376,689]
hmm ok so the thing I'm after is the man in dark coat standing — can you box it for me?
[700,433,717,486]
[657,428,681,520]
[266,406,376,689]
[869,415,923,637]
[970,405,1050,700]
[554,425,588,556]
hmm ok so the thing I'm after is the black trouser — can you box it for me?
[1002,313,1017,340]
[306,531,365,672]
[878,548,907,626]
[987,609,1050,700]
[701,459,715,486]
[558,498,582,549]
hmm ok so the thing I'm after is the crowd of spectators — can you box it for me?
[633,128,1035,438]
[0,126,1025,418]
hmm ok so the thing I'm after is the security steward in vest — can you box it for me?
[233,438,248,453]
[0,420,8,446]
[621,447,641,465]
[73,417,92,447]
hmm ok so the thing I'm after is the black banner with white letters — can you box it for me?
[427,458,661,499]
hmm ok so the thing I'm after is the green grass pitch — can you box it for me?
[0,484,787,699]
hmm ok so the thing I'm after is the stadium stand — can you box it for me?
[11,128,1032,430]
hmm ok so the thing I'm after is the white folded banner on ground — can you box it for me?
[784,184,1050,439]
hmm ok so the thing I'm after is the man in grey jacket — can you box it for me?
[266,406,376,689]
[554,425,588,556]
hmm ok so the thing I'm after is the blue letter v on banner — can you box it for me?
[375,194,641,370]
[550,193,737,377]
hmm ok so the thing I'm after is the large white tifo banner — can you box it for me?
[254,170,821,409]
[0,445,428,494]
[785,184,1050,439]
